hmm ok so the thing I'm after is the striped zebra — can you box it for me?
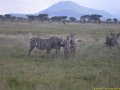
[70,33,77,56]
[105,32,120,47]
[105,35,113,47]
[63,36,71,58]
[112,32,120,46]
[29,36,63,56]
[62,33,77,58]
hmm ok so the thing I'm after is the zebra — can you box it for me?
[29,36,63,56]
[63,36,71,58]
[105,32,120,47]
[110,31,116,45]
[69,33,77,56]
[116,33,120,46]
[105,35,113,47]
[62,33,77,58]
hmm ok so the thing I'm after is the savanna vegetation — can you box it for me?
[0,22,120,90]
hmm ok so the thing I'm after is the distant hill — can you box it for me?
[38,1,114,19]
[9,13,27,18]
[8,1,115,19]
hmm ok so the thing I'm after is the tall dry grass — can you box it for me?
[0,22,120,90]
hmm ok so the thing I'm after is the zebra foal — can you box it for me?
[63,36,71,58]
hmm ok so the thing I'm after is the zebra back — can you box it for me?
[30,36,62,50]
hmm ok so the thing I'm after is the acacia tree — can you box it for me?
[0,15,4,21]
[11,16,16,22]
[113,18,117,24]
[51,16,57,22]
[16,17,26,22]
[80,15,90,23]
[90,14,102,23]
[50,16,67,24]
[38,14,49,22]
[61,16,67,20]
[50,16,61,22]
[80,14,102,23]
[4,14,12,21]
[26,15,36,22]
[69,17,76,22]
[61,16,67,24]
[106,18,112,24]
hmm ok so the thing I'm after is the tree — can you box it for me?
[11,16,16,22]
[80,15,90,23]
[51,16,57,22]
[69,17,76,22]
[106,18,112,24]
[16,17,26,22]
[61,16,67,21]
[4,14,12,21]
[26,15,36,22]
[38,14,49,22]
[0,15,4,21]
[90,14,102,23]
[61,16,67,24]
[113,18,117,24]
[50,16,67,24]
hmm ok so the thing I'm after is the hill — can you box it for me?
[39,1,114,19]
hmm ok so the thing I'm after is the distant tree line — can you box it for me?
[0,14,119,24]
[0,14,25,22]
[80,14,102,23]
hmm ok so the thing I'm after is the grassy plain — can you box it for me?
[0,22,120,90]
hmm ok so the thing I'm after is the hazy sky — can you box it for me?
[0,0,120,16]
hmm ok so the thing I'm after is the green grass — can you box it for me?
[0,22,120,90]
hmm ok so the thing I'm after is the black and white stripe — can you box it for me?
[70,33,77,56]
[63,36,71,58]
[105,32,120,47]
[29,36,63,56]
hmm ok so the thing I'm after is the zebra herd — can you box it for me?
[105,31,120,47]
[29,33,77,58]
[29,31,120,58]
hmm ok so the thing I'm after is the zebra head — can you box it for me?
[49,36,63,47]
[59,38,64,46]
[55,37,64,46]
[70,32,76,37]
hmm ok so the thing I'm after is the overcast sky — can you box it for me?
[0,0,120,16]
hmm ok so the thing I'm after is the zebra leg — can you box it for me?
[64,50,69,59]
[70,48,73,56]
[56,48,60,57]
[70,47,75,57]
[47,49,51,56]
[64,52,67,58]
[73,48,75,57]
[55,49,58,57]
[64,50,66,58]
[66,51,70,58]
[29,46,34,56]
